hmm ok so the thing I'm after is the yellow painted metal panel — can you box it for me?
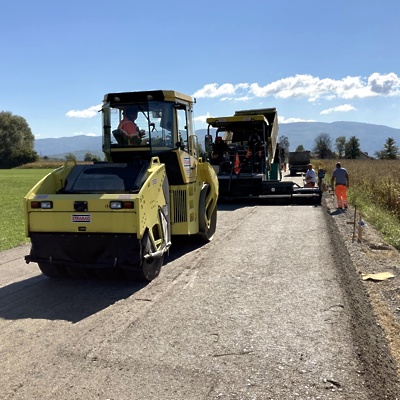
[28,211,137,234]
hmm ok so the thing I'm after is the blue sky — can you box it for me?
[1,0,400,140]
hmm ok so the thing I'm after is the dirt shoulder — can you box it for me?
[323,190,400,382]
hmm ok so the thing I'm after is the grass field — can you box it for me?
[1,160,400,253]
[0,169,53,252]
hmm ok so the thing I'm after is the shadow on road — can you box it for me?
[329,208,347,216]
[0,275,145,323]
[0,234,218,323]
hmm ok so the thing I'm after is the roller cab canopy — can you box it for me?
[101,90,198,173]
[103,90,194,107]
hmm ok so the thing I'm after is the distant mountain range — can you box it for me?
[34,121,400,160]
[279,121,399,157]
[35,135,104,160]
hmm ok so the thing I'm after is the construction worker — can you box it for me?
[247,129,262,154]
[331,162,349,210]
[304,164,316,187]
[118,107,144,144]
[244,129,263,172]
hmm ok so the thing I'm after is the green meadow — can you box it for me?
[0,169,53,252]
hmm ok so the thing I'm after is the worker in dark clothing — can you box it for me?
[248,129,262,153]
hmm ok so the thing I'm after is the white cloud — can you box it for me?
[368,72,400,95]
[194,73,400,102]
[193,83,249,98]
[193,113,211,124]
[66,104,102,118]
[72,132,100,137]
[279,116,317,123]
[320,104,356,115]
[220,95,252,102]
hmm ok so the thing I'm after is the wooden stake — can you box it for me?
[358,214,363,243]
[352,205,357,242]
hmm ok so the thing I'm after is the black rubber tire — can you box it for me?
[142,255,164,281]
[139,230,164,281]
[198,184,217,242]
[38,263,68,278]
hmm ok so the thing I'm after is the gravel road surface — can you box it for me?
[0,181,399,399]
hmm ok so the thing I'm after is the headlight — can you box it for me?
[31,201,53,209]
[110,201,122,209]
[110,201,134,209]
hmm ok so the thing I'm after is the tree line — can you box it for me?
[0,111,38,168]
[280,132,399,160]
